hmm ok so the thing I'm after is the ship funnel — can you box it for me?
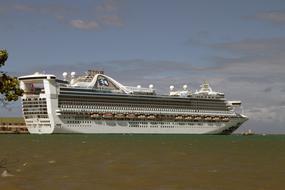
[137,85,141,89]
[149,84,154,89]
[183,84,188,90]
[170,85,174,91]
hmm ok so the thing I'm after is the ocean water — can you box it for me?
[0,134,284,190]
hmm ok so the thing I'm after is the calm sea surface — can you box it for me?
[0,134,284,190]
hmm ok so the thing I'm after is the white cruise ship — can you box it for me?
[19,70,248,134]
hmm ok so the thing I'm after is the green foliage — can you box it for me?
[0,74,23,101]
[0,49,8,67]
[0,49,23,102]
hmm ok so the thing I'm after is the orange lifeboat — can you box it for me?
[138,115,146,119]
[185,116,193,120]
[115,113,125,119]
[204,116,212,121]
[91,113,100,118]
[194,116,202,120]
[212,117,220,121]
[147,115,156,119]
[222,117,230,122]
[175,116,183,120]
[103,113,113,118]
[126,113,136,119]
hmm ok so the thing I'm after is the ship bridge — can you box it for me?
[18,72,56,97]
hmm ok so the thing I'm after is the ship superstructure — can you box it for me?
[19,70,248,134]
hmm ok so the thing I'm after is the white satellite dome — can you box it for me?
[71,72,76,78]
[62,72,67,77]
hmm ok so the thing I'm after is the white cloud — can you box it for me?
[69,19,100,30]
[9,3,77,15]
[1,1,124,31]
[246,105,285,123]
[211,37,285,56]
[100,15,123,27]
[96,0,118,13]
[254,10,285,24]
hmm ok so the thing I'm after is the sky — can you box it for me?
[0,0,285,133]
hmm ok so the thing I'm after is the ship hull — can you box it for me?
[26,116,247,134]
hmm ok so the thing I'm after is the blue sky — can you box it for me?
[1,0,285,133]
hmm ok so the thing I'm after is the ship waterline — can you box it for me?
[19,70,248,134]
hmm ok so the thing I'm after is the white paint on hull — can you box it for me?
[26,117,247,134]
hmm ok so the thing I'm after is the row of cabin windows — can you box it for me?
[63,123,216,128]
[67,120,92,124]
[23,108,47,111]
[59,100,226,106]
[23,111,47,115]
[23,105,47,108]
[60,105,228,112]
[23,98,46,101]
[23,101,47,105]
[63,119,219,127]
[24,115,48,119]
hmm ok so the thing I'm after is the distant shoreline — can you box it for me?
[0,117,28,134]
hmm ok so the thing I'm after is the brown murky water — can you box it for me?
[0,135,284,190]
